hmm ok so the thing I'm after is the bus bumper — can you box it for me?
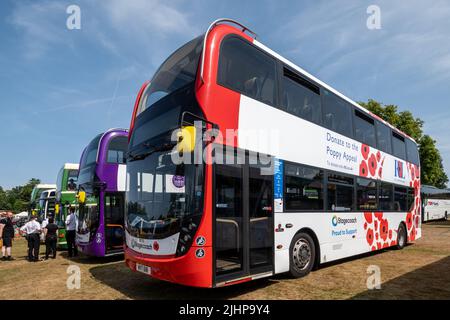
[124,245,213,288]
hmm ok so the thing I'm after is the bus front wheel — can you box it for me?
[396,223,407,250]
[289,232,316,278]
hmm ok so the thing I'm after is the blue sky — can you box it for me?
[1,0,449,189]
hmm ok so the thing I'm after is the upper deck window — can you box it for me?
[322,89,353,138]
[107,135,128,164]
[80,134,102,168]
[218,36,277,106]
[281,67,322,124]
[137,36,204,116]
[376,121,392,154]
[406,138,420,165]
[354,109,376,147]
[392,132,406,160]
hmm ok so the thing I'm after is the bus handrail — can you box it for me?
[200,18,257,83]
[217,218,240,252]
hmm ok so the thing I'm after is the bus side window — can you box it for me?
[322,89,353,138]
[218,36,277,106]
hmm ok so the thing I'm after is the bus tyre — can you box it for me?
[396,223,407,250]
[289,232,315,278]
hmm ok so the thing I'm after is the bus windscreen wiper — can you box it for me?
[127,142,176,162]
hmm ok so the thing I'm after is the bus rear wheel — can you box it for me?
[396,223,407,250]
[289,232,315,278]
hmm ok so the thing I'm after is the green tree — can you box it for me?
[0,178,41,213]
[359,99,448,188]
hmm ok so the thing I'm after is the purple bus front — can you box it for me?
[76,129,128,257]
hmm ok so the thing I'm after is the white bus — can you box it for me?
[124,19,422,287]
[421,185,450,222]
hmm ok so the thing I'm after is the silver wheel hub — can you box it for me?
[292,238,311,271]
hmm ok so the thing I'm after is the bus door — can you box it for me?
[214,149,274,285]
[104,192,125,253]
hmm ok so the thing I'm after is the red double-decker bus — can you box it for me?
[124,19,421,288]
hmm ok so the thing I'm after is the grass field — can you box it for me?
[1,221,449,300]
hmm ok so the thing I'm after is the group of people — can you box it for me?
[0,208,78,262]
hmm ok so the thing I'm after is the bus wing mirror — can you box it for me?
[177,126,196,154]
[77,191,86,204]
[55,204,60,214]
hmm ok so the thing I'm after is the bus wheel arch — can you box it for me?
[288,228,320,278]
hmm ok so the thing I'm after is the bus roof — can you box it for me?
[211,19,417,144]
[421,185,450,195]
[63,163,79,170]
[34,184,56,189]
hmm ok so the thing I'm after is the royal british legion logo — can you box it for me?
[394,160,405,179]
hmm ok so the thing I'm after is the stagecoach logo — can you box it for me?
[196,236,206,246]
[195,248,205,258]
[332,215,357,227]
[394,160,405,179]
[131,239,153,251]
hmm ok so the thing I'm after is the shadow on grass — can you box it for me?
[89,262,278,300]
[57,250,124,265]
[351,255,450,299]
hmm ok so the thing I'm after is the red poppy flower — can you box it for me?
[388,229,392,240]
[406,212,413,230]
[380,219,389,241]
[378,168,383,178]
[359,160,368,177]
[364,212,373,224]
[361,144,370,160]
[375,212,383,221]
[415,166,420,178]
[366,228,374,246]
[371,246,376,251]
[368,154,377,176]
[376,151,381,162]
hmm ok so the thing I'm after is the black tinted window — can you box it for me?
[354,110,376,147]
[327,173,354,211]
[281,68,321,124]
[138,36,203,115]
[376,121,392,154]
[218,36,277,106]
[379,183,393,211]
[322,89,353,137]
[357,178,377,210]
[392,132,406,159]
[406,139,419,165]
[394,186,407,211]
[107,136,128,164]
[285,164,324,211]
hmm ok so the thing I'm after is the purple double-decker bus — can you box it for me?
[76,128,128,257]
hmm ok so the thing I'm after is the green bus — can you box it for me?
[55,163,79,249]
[29,184,56,217]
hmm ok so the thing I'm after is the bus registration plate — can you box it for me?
[136,263,151,275]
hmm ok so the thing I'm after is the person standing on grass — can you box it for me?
[65,207,78,258]
[1,212,15,261]
[44,217,58,260]
[20,216,42,262]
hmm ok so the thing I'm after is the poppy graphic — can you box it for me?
[388,229,392,240]
[406,212,413,230]
[380,219,389,241]
[364,212,373,224]
[375,212,383,221]
[366,228,374,246]
[376,151,381,162]
[415,166,420,178]
[371,246,376,251]
[368,154,377,176]
[360,160,368,177]
[378,167,383,178]
[361,144,370,160]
